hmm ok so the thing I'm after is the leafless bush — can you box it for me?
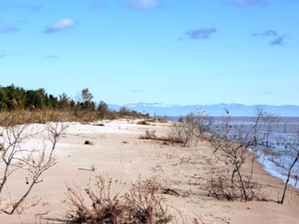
[209,176,238,201]
[246,109,299,204]
[65,176,127,223]
[0,112,68,214]
[125,177,172,224]
[207,109,282,202]
[139,129,184,145]
[138,111,212,147]
[167,123,190,147]
[266,128,299,204]
[139,130,157,140]
[65,176,173,224]
[168,112,213,147]
[208,175,263,202]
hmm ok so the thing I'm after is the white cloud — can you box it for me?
[45,18,76,33]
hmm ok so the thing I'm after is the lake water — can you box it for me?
[169,116,299,189]
[222,117,299,189]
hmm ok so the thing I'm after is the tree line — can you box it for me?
[0,84,57,110]
[0,84,149,119]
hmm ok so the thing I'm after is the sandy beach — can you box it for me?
[1,119,299,223]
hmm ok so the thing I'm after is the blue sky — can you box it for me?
[1,0,298,106]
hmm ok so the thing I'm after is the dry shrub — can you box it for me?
[208,176,238,201]
[157,119,168,123]
[0,110,36,126]
[0,114,69,214]
[165,132,185,145]
[65,176,172,224]
[0,108,148,125]
[145,119,157,123]
[137,120,150,125]
[125,177,172,224]
[0,110,71,125]
[65,177,126,223]
[166,122,205,147]
[139,130,157,140]
[208,175,264,202]
[139,130,184,146]
[138,119,167,123]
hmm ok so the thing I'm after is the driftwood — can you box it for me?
[162,188,180,196]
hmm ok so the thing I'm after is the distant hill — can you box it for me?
[108,103,299,117]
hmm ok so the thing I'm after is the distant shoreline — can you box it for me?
[109,103,299,117]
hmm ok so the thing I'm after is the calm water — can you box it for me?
[170,116,299,189]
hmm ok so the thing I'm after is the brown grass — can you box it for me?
[0,109,149,126]
[139,130,184,146]
[64,176,173,224]
[208,173,266,202]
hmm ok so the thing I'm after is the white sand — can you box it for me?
[0,119,299,223]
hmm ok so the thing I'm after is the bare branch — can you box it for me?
[0,113,68,214]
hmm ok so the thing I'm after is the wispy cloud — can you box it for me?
[43,55,59,59]
[132,89,144,93]
[19,4,42,12]
[228,0,269,7]
[186,28,217,40]
[270,36,286,46]
[252,30,277,36]
[0,23,19,34]
[91,1,106,9]
[44,18,76,33]
[0,1,42,12]
[252,29,287,46]
[124,0,160,9]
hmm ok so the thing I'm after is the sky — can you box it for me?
[0,0,299,106]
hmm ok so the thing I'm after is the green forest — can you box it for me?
[0,84,149,120]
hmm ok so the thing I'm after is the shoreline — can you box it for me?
[0,119,298,223]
